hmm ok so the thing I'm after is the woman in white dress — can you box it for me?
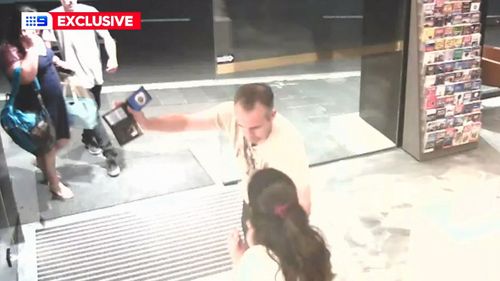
[229,168,334,281]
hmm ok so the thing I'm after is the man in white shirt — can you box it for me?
[128,83,311,233]
[44,0,121,177]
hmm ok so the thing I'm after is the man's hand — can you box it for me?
[114,101,148,129]
[228,229,247,265]
[53,56,75,73]
[106,59,118,73]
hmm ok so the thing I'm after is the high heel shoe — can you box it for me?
[50,183,74,200]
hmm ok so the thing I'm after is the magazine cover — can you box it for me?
[426,87,438,109]
[452,26,463,36]
[424,52,436,64]
[470,122,481,142]
[435,131,446,150]
[443,49,454,61]
[462,124,473,144]
[452,126,464,146]
[453,36,463,49]
[422,27,436,41]
[436,85,446,96]
[444,26,454,37]
[425,75,437,87]
[443,128,455,148]
[424,132,437,153]
[462,2,471,13]
[471,3,481,12]
[463,25,473,35]
[436,108,446,119]
[424,3,435,16]
[471,12,481,23]
[427,109,437,122]
[454,93,465,114]
[435,27,445,38]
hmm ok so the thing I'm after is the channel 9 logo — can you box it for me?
[21,12,53,30]
[21,11,141,30]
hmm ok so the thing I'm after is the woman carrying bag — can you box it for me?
[0,5,73,199]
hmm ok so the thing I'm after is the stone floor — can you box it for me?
[194,117,500,280]
[2,74,397,220]
[4,76,500,281]
[10,99,500,281]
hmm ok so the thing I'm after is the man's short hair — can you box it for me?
[234,83,274,110]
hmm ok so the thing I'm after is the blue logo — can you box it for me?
[25,15,48,27]
[22,12,52,30]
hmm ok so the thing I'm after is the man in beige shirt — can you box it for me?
[128,83,311,232]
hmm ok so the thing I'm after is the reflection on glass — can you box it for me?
[214,0,406,164]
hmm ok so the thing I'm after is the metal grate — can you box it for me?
[36,188,242,281]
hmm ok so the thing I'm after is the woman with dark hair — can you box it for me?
[229,168,334,281]
[0,5,73,199]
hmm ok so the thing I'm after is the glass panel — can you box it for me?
[482,1,500,95]
[214,0,408,164]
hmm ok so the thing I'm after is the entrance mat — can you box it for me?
[38,149,214,220]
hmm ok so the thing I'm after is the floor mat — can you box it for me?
[36,186,241,281]
[37,149,214,220]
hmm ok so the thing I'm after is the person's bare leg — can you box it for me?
[37,138,68,181]
[36,155,46,175]
[54,138,69,152]
[42,148,73,199]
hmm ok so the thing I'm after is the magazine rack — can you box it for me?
[402,0,483,161]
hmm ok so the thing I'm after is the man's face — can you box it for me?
[234,102,275,145]
[60,0,77,12]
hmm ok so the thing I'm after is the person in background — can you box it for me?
[0,5,73,199]
[43,0,121,177]
[228,168,334,281]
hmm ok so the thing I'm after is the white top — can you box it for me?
[235,245,285,281]
[213,102,310,203]
[43,4,114,88]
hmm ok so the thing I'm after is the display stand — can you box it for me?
[403,0,483,161]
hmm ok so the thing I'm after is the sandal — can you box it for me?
[40,175,69,186]
[50,182,74,200]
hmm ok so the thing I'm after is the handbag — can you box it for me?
[61,75,98,129]
[0,67,56,155]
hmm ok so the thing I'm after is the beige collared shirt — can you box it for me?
[214,102,310,203]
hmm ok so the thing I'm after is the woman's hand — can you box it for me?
[20,34,35,51]
[245,221,255,247]
[228,229,247,265]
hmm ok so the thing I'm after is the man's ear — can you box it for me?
[270,109,277,119]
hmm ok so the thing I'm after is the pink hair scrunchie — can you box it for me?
[274,204,289,219]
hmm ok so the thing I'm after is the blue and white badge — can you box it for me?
[21,12,53,30]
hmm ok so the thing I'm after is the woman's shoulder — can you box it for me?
[237,245,284,281]
[243,245,273,257]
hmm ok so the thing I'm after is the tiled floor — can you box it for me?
[101,75,395,166]
[7,99,500,281]
[3,74,396,220]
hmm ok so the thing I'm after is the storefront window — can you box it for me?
[214,0,408,164]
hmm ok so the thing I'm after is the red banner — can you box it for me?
[50,12,141,30]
